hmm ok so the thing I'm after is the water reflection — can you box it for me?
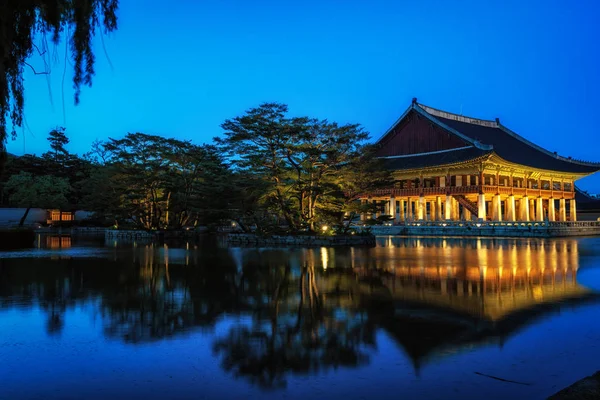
[0,236,598,392]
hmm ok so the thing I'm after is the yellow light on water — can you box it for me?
[321,247,329,269]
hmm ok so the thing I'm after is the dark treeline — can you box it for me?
[0,103,391,232]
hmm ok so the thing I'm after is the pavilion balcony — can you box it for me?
[370,185,575,199]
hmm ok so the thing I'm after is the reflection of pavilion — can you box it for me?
[357,238,600,370]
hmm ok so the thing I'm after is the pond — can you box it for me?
[1,234,600,400]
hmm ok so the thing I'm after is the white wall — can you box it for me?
[0,208,94,227]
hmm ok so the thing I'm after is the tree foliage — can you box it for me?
[0,0,119,146]
[5,171,70,225]
[217,102,391,233]
[81,133,233,229]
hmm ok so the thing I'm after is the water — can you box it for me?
[2,235,600,400]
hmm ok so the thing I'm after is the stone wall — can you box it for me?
[226,233,376,247]
[105,229,154,240]
[369,222,600,238]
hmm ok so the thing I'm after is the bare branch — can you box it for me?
[32,43,47,56]
[23,61,49,75]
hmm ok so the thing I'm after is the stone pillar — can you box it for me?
[436,196,442,221]
[506,195,516,221]
[536,197,544,221]
[445,195,452,220]
[570,199,577,221]
[418,196,425,220]
[389,197,396,222]
[558,198,566,221]
[492,194,502,221]
[529,199,535,221]
[548,198,556,222]
[464,208,471,221]
[519,196,530,221]
[478,194,486,221]
[453,198,460,221]
[398,199,405,222]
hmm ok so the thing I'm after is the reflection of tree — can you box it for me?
[99,244,241,343]
[213,250,377,389]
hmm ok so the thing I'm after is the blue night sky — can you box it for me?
[10,0,600,191]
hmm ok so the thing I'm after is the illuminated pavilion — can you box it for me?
[353,237,600,369]
[363,99,600,223]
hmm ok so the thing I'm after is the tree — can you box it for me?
[217,103,307,231]
[5,172,70,226]
[216,103,382,233]
[46,127,70,160]
[0,1,119,148]
[82,133,234,229]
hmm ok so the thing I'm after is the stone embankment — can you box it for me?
[105,229,154,241]
[226,233,376,247]
[368,221,600,238]
[104,228,210,242]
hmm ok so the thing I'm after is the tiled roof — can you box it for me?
[436,115,600,174]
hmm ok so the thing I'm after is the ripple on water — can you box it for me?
[0,247,111,258]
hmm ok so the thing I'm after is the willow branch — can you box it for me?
[23,61,49,75]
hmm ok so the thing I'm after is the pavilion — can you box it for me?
[363,99,600,223]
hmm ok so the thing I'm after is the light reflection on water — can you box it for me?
[1,235,600,400]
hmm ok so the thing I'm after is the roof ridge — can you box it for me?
[417,103,499,128]
[497,123,600,167]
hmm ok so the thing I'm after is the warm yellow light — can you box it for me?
[321,225,328,231]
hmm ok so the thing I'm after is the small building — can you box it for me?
[47,209,75,225]
[363,99,600,222]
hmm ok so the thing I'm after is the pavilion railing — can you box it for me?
[362,220,600,228]
[369,185,575,199]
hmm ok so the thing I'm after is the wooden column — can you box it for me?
[479,170,484,194]
[570,199,577,221]
[390,196,396,222]
[436,196,442,221]
[445,195,452,220]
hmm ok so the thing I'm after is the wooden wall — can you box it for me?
[376,110,468,157]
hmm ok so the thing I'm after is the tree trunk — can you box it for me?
[19,207,31,227]
[165,191,171,228]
